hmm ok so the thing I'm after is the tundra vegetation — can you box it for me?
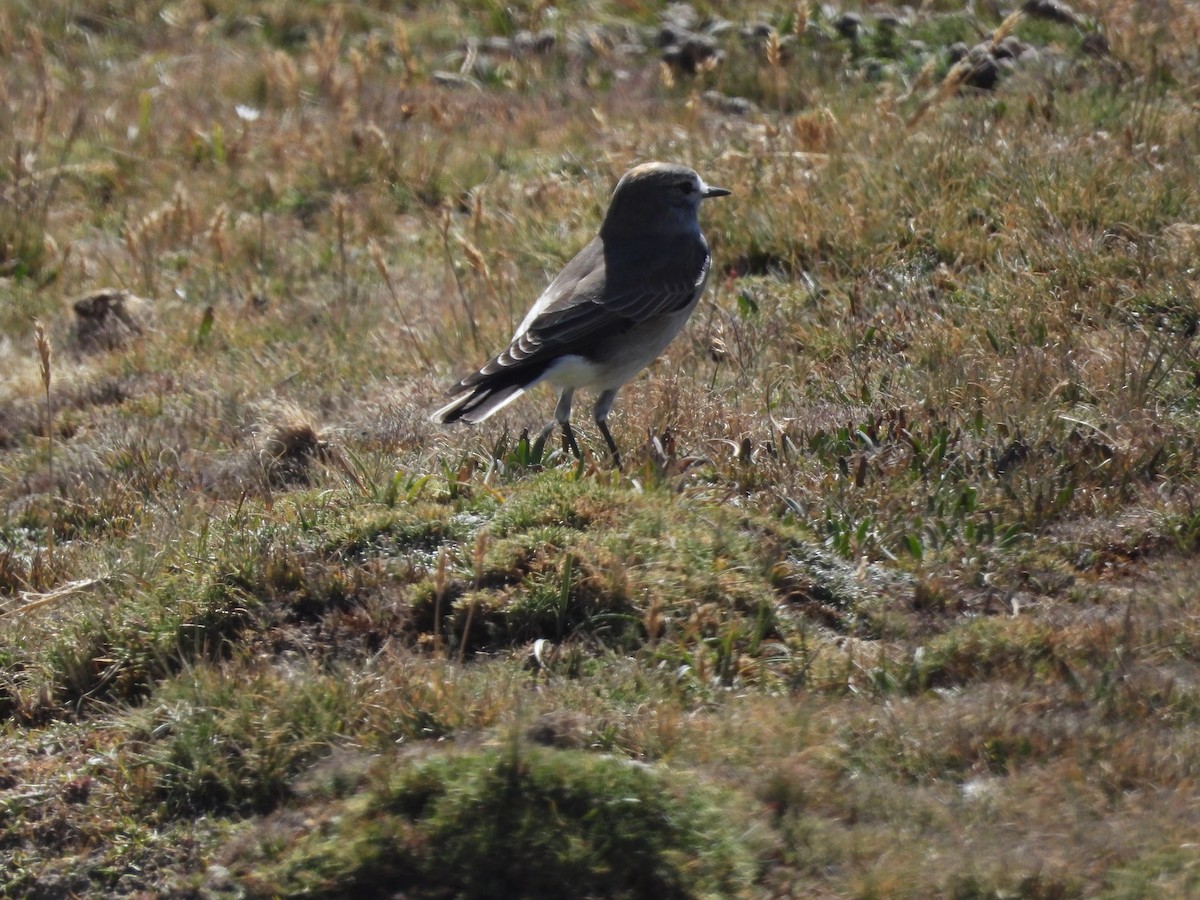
[3,1,1200,897]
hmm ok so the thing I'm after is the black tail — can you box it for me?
[431,362,549,425]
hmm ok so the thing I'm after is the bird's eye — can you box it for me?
[678,181,695,194]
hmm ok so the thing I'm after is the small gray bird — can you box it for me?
[431,162,730,467]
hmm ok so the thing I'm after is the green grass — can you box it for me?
[4,0,1200,896]
[229,744,761,898]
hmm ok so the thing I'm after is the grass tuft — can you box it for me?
[3,1,1200,894]
[231,746,762,898]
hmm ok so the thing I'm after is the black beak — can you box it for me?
[703,185,732,199]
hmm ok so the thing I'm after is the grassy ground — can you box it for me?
[3,0,1200,896]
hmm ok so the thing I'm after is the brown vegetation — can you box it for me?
[2,1,1200,896]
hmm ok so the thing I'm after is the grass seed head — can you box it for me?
[659,60,675,90]
[766,30,782,69]
[793,4,808,39]
[33,318,51,392]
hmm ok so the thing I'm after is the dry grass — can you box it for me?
[3,1,1200,897]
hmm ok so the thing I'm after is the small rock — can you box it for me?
[704,17,736,38]
[512,29,557,56]
[1017,44,1041,64]
[663,1,699,30]
[740,21,775,44]
[741,25,795,64]
[876,13,904,31]
[660,30,722,75]
[481,36,513,57]
[1022,0,1082,26]
[834,12,864,40]
[992,36,1029,61]
[860,57,891,82]
[512,29,536,54]
[963,44,1000,90]
[431,71,482,90]
[702,90,756,115]
[656,22,689,49]
[71,289,152,352]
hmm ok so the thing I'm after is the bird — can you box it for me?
[430,162,730,468]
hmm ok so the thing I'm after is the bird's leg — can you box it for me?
[561,421,582,459]
[532,388,580,463]
[555,388,582,459]
[593,389,622,469]
[596,421,621,469]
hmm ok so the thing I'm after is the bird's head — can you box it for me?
[601,162,730,239]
